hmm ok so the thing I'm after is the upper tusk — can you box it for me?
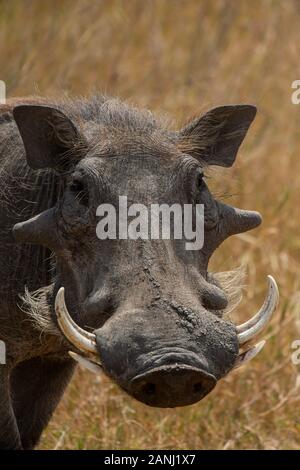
[55,287,98,356]
[237,275,279,345]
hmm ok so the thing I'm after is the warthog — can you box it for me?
[0,96,278,449]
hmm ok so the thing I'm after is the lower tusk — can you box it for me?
[55,287,98,356]
[234,340,266,369]
[69,351,102,374]
[237,276,279,345]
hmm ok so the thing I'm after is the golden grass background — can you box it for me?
[1,0,300,449]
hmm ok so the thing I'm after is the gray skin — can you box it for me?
[0,96,261,449]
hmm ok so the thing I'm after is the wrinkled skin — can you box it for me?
[0,96,261,448]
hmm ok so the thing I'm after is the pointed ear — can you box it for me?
[13,105,87,170]
[180,105,257,167]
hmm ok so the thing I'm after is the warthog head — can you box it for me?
[13,97,278,407]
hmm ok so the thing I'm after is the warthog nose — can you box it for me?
[129,365,217,408]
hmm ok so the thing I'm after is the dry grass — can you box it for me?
[1,0,300,450]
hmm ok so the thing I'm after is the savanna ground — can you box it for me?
[1,0,300,450]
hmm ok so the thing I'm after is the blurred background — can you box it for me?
[1,0,300,449]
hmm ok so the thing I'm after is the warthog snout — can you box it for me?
[129,364,216,408]
[54,275,279,408]
[90,307,239,407]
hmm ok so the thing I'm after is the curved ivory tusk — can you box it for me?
[234,340,266,369]
[55,287,98,355]
[69,351,102,374]
[237,276,279,345]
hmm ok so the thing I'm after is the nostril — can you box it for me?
[142,382,156,396]
[130,365,217,407]
[193,382,203,394]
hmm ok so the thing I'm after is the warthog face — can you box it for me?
[13,98,278,407]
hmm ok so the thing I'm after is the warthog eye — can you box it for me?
[197,171,205,188]
[69,178,84,193]
[69,178,89,205]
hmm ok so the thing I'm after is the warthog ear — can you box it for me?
[13,105,87,170]
[180,105,257,167]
